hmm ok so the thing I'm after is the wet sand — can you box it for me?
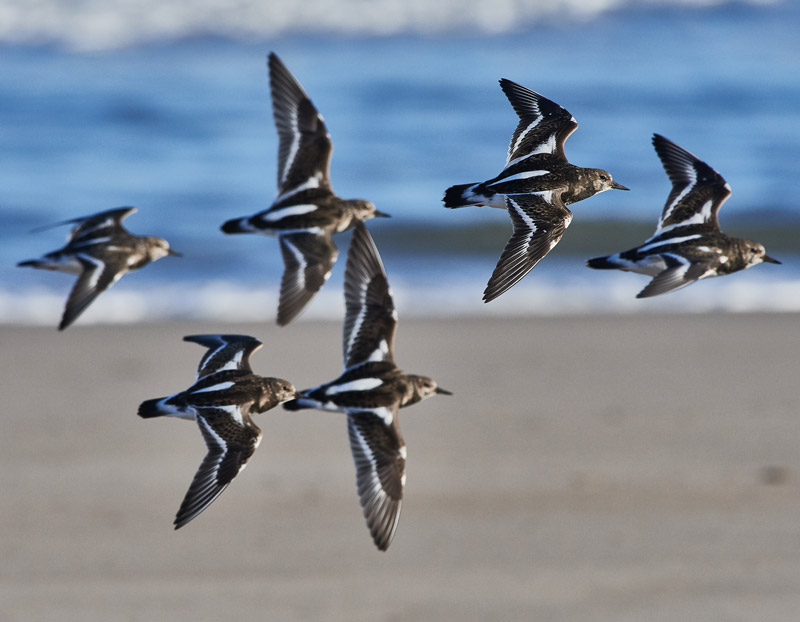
[2,314,800,621]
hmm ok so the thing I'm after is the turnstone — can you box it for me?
[284,222,451,551]
[587,134,780,297]
[443,79,628,209]
[443,79,628,301]
[221,52,389,326]
[17,206,179,330]
[138,334,296,529]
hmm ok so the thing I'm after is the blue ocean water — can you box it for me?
[1,0,799,324]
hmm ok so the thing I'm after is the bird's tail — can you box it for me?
[282,398,304,411]
[17,259,43,268]
[443,182,483,209]
[586,256,617,270]
[220,216,255,234]
[282,394,323,411]
[138,398,167,418]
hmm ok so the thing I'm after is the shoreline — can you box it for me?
[3,313,800,620]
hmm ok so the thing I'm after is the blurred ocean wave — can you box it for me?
[1,0,797,322]
[3,250,798,326]
[0,0,786,51]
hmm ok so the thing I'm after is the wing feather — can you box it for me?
[347,409,405,551]
[342,223,397,368]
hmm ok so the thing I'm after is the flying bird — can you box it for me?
[17,206,179,329]
[138,334,296,529]
[221,52,388,325]
[284,223,450,551]
[587,134,780,297]
[443,79,628,301]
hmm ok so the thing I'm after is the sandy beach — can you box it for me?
[2,313,800,621]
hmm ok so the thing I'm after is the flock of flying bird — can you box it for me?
[17,52,779,551]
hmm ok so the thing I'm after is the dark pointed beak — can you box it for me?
[374,210,391,218]
[611,181,630,191]
[763,255,781,264]
[168,249,182,257]
[435,387,453,396]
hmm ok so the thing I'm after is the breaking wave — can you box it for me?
[3,257,798,326]
[0,0,783,51]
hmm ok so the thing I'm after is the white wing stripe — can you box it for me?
[508,200,537,241]
[217,404,245,426]
[345,311,366,359]
[197,415,227,452]
[491,170,548,185]
[510,116,543,156]
[506,135,556,168]
[282,238,308,273]
[75,253,105,290]
[275,176,322,203]
[262,203,319,222]
[326,378,384,395]
[280,108,301,185]
[71,236,113,248]
[367,340,390,363]
[637,234,702,254]
[659,168,697,226]
[279,226,325,236]
[191,381,235,394]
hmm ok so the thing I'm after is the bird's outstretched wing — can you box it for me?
[342,223,397,369]
[173,406,262,529]
[184,334,264,381]
[484,193,572,302]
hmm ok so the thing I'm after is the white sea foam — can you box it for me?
[2,260,798,326]
[0,0,780,51]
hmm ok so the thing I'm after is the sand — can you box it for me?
[2,313,800,621]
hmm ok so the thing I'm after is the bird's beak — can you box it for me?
[763,255,781,264]
[374,210,391,218]
[435,387,453,396]
[611,181,630,191]
[168,249,183,257]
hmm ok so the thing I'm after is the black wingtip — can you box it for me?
[173,514,191,530]
[482,290,499,303]
[498,77,516,93]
